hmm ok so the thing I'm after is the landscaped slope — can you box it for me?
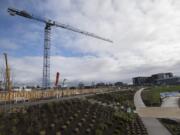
[159,119,180,135]
[0,90,148,135]
[142,86,180,106]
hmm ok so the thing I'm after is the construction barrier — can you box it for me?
[0,88,109,103]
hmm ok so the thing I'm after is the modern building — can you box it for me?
[114,82,124,86]
[132,72,180,85]
[156,76,180,85]
[132,77,150,85]
[151,73,173,80]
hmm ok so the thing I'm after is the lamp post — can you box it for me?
[62,79,67,97]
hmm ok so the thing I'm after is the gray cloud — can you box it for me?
[1,0,180,85]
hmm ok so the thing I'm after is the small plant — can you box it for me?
[95,129,103,135]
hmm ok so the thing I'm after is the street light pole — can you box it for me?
[62,79,67,97]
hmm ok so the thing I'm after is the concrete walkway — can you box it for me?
[134,88,171,135]
[161,97,180,107]
[161,96,180,122]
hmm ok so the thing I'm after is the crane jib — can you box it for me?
[8,7,113,43]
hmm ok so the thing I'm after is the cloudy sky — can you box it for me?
[1,0,180,86]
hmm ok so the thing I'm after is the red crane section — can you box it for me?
[55,72,60,87]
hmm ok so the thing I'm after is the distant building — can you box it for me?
[132,77,150,85]
[157,76,180,85]
[96,82,106,88]
[114,82,124,86]
[150,73,173,84]
[13,86,32,91]
[151,73,173,80]
[132,72,178,85]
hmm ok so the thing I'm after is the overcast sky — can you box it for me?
[1,0,180,86]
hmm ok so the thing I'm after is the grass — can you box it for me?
[87,90,136,109]
[159,119,180,135]
[142,85,180,106]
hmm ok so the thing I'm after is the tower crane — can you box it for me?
[8,7,113,89]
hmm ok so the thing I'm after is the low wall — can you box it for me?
[0,88,109,102]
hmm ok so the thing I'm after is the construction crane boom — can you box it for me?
[8,7,113,89]
[8,8,113,42]
[54,22,113,43]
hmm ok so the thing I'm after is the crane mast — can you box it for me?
[43,24,51,88]
[8,7,113,89]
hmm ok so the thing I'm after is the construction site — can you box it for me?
[0,1,180,135]
[0,7,114,102]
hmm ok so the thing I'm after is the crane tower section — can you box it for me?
[43,24,51,88]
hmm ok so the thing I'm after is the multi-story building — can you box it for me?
[132,72,179,85]
[132,77,150,85]
[151,73,173,80]
[156,76,180,85]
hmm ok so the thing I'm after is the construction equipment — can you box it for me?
[7,7,113,89]
[55,72,60,87]
[3,53,11,92]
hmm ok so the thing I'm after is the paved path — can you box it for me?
[137,107,180,119]
[134,88,171,135]
[161,96,180,122]
[161,97,180,107]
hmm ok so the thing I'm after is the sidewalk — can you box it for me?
[134,88,171,135]
[161,96,180,122]
[161,97,180,107]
